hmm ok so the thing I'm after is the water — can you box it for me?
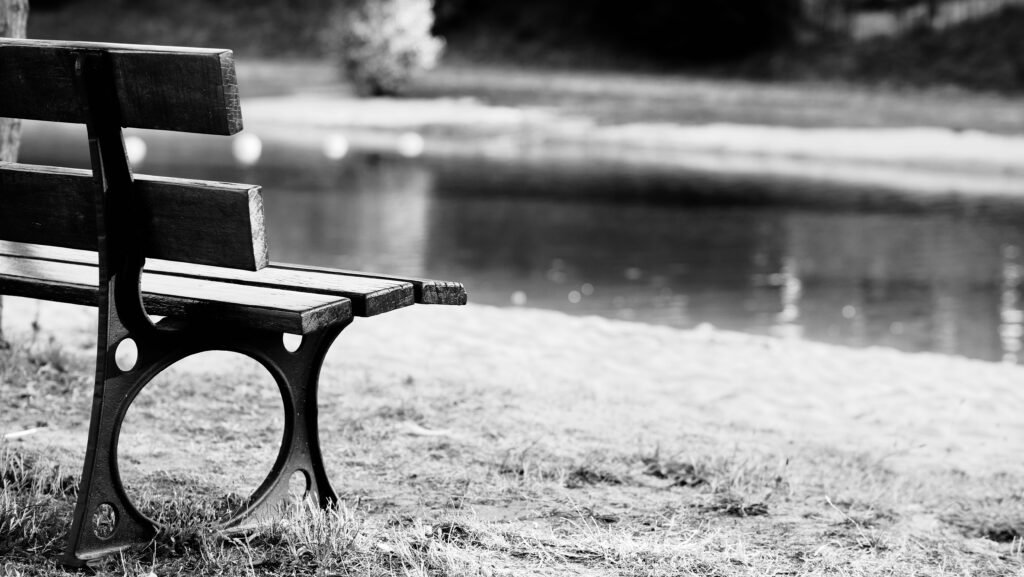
[19,126,1024,364]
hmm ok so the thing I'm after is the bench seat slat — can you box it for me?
[0,254,351,334]
[0,241,459,314]
[146,261,414,317]
[0,163,268,271]
[267,264,467,306]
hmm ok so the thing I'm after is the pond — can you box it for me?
[18,125,1024,365]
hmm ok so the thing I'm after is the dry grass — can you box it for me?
[3,336,1024,577]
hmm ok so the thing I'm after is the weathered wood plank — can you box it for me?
[0,38,242,135]
[0,241,417,317]
[140,258,414,317]
[273,262,468,306]
[0,163,268,271]
[0,254,351,334]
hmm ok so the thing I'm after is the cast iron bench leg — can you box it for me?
[61,319,350,567]
[221,321,350,529]
[61,323,160,566]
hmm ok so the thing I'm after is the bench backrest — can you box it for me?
[0,39,267,271]
[0,39,241,134]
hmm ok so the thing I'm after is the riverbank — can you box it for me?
[232,60,1024,196]
[13,59,1024,196]
[3,298,1024,575]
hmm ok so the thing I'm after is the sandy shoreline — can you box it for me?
[243,94,1024,177]
[233,96,1024,196]
[5,296,1023,478]
[241,114,1024,197]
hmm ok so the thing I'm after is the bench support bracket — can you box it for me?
[61,52,347,567]
[62,321,350,567]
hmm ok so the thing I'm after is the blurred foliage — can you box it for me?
[434,0,802,65]
[21,0,66,10]
[22,0,1024,93]
[324,0,444,96]
[847,6,1024,92]
[26,0,338,56]
[738,6,1024,93]
[30,0,799,64]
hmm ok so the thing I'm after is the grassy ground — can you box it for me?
[3,301,1024,575]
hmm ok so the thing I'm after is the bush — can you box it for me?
[325,0,444,96]
[432,0,801,66]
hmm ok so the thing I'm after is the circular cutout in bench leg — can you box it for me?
[282,333,303,353]
[118,351,284,526]
[92,503,118,540]
[289,470,310,504]
[115,338,138,372]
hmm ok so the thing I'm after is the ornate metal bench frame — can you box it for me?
[64,50,351,566]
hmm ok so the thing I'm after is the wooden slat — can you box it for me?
[147,261,415,318]
[0,163,268,271]
[0,38,241,135]
[273,262,468,306]
[0,254,351,334]
[0,242,416,317]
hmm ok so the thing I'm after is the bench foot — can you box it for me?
[61,345,161,567]
[62,318,350,564]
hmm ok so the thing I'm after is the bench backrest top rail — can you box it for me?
[0,38,241,135]
[0,162,268,271]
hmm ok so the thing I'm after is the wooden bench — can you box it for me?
[0,38,466,566]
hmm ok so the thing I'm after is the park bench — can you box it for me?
[0,38,466,566]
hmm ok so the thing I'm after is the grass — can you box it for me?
[3,338,1024,576]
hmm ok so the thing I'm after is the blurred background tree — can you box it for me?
[324,0,444,96]
[433,0,803,66]
[10,0,1024,92]
[0,0,28,345]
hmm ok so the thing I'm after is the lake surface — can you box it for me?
[19,126,1024,364]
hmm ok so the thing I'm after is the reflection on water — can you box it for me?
[1001,245,1023,363]
[19,125,1024,364]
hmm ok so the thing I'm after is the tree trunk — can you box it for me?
[0,0,29,346]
